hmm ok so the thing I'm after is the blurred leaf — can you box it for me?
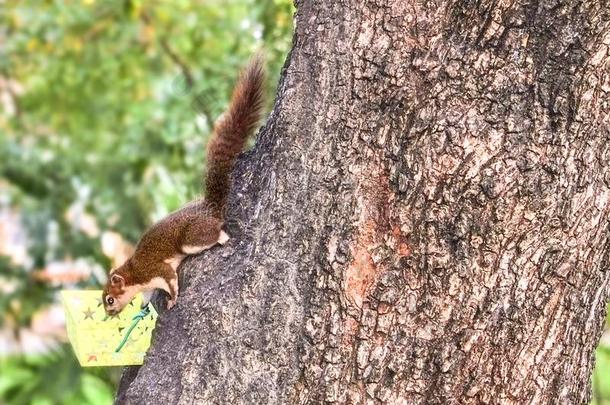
[80,374,114,405]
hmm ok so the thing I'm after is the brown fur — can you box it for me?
[102,56,265,315]
[205,55,265,216]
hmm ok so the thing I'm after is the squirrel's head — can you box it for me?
[102,264,137,316]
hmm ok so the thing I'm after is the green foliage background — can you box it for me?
[0,1,608,405]
[0,0,293,403]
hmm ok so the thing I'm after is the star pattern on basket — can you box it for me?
[83,307,95,320]
[61,290,159,366]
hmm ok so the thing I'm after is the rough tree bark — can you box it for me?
[117,1,610,404]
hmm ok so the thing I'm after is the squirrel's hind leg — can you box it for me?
[180,217,228,255]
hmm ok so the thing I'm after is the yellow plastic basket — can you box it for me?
[60,290,158,367]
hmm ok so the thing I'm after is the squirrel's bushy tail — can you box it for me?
[205,55,265,217]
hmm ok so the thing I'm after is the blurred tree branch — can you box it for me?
[140,10,214,128]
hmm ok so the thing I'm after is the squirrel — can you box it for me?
[102,56,265,316]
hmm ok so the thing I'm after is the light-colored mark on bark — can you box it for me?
[344,164,395,311]
[392,225,411,257]
[345,219,379,309]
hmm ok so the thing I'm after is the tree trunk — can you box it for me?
[116,1,610,404]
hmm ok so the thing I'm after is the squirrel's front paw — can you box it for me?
[167,299,176,310]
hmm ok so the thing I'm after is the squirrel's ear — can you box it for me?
[110,274,125,287]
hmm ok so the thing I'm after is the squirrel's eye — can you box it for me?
[107,297,115,305]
